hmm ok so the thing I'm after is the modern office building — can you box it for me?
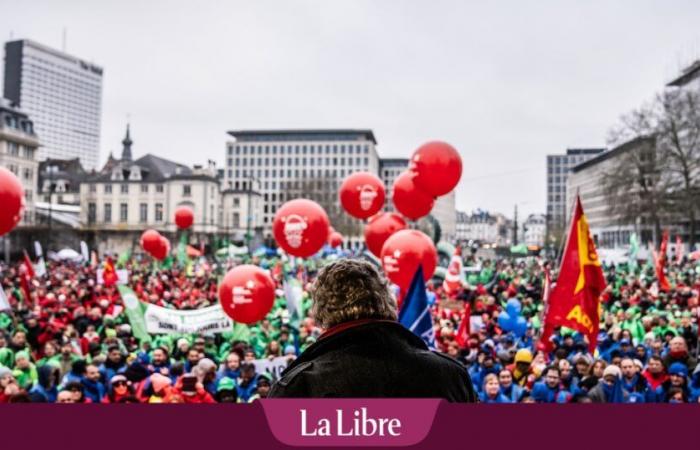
[0,98,39,226]
[3,39,103,170]
[224,129,380,246]
[546,148,605,236]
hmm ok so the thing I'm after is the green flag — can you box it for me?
[117,285,151,343]
[177,232,188,266]
[629,233,639,270]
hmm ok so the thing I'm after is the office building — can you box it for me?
[3,39,103,169]
[546,148,605,236]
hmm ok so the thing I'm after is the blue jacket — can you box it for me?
[236,378,258,403]
[28,365,58,403]
[81,378,106,403]
[501,383,524,403]
[531,381,561,403]
[99,361,126,388]
[479,392,512,403]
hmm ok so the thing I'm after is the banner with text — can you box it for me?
[144,303,233,335]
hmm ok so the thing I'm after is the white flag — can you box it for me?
[0,286,10,312]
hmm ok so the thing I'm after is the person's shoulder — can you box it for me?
[268,360,314,398]
[427,351,468,372]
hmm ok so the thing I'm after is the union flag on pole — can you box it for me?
[540,196,606,353]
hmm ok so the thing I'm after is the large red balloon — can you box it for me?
[174,206,194,229]
[380,229,437,290]
[328,231,343,248]
[392,171,434,220]
[339,172,386,219]
[219,265,275,324]
[0,167,24,236]
[151,236,170,261]
[273,199,330,257]
[364,212,407,258]
[140,229,162,255]
[410,141,462,197]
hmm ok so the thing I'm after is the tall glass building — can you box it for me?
[3,39,103,170]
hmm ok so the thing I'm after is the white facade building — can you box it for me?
[522,213,546,247]
[0,98,39,226]
[3,39,103,170]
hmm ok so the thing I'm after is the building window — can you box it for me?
[233,212,240,228]
[139,203,148,223]
[141,184,148,193]
[183,185,191,196]
[156,184,164,193]
[88,203,96,224]
[23,168,32,180]
[233,198,240,207]
[7,142,19,156]
[120,184,128,194]
[155,203,163,222]
[120,203,128,222]
[89,184,96,193]
[104,203,112,223]
[104,184,112,194]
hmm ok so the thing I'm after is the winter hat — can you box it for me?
[603,365,621,379]
[14,350,30,362]
[256,372,273,386]
[514,349,533,364]
[668,362,689,378]
[284,345,296,356]
[110,374,127,385]
[150,373,172,393]
[217,376,237,393]
[0,366,12,379]
[196,358,217,373]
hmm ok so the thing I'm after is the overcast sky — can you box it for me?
[2,0,700,217]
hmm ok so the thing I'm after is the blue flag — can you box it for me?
[398,266,436,349]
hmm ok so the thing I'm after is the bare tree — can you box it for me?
[294,177,364,238]
[655,88,700,247]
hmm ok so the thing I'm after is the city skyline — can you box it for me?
[2,1,700,218]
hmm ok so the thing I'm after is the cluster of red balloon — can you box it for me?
[393,141,462,221]
[140,229,170,261]
[0,167,25,237]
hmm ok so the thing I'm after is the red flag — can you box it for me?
[103,256,118,287]
[455,302,472,348]
[655,231,670,292]
[20,250,35,304]
[540,196,606,353]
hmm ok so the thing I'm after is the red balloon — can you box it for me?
[175,206,194,229]
[380,229,437,290]
[339,172,386,219]
[0,167,24,236]
[273,199,330,257]
[151,236,170,261]
[392,171,434,220]
[364,212,407,258]
[328,231,343,248]
[410,141,462,197]
[140,229,162,255]
[219,265,275,324]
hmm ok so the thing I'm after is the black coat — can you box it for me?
[269,320,477,402]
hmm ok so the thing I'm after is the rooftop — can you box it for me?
[227,129,377,145]
[666,60,700,87]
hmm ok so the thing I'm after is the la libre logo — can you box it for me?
[300,407,402,437]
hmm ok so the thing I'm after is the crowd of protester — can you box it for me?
[0,249,699,404]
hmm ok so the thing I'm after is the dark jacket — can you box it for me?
[269,320,477,402]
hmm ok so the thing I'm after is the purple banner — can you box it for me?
[260,399,440,446]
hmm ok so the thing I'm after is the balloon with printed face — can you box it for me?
[380,229,437,290]
[328,231,343,248]
[272,199,330,257]
[410,141,462,197]
[219,264,275,324]
[174,206,194,229]
[140,229,162,255]
[0,167,25,236]
[339,172,386,219]
[363,212,407,258]
[392,171,435,221]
